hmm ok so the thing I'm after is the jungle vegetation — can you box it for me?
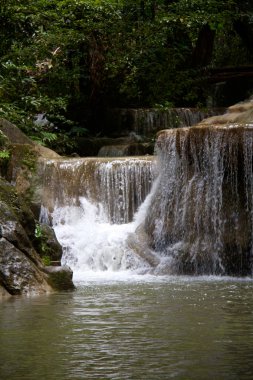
[0,0,253,152]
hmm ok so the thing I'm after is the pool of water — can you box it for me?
[1,275,253,380]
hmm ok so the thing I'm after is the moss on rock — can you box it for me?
[34,222,63,263]
[44,266,75,291]
[0,176,74,297]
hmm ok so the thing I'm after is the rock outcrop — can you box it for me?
[0,119,74,298]
[0,118,60,216]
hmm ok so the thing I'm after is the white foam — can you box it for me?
[52,197,151,275]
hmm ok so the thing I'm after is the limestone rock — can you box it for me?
[127,224,160,268]
[0,177,74,297]
[0,118,59,159]
[146,97,253,276]
[44,266,75,291]
[0,118,32,145]
[197,98,253,127]
[0,119,60,218]
[0,120,76,297]
[0,238,51,295]
[34,223,63,263]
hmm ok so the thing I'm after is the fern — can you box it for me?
[0,150,10,159]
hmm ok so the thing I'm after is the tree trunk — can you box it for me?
[192,24,215,67]
[234,18,253,54]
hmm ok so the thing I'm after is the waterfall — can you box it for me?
[144,125,253,276]
[39,108,253,277]
[40,156,156,278]
[105,108,223,136]
[40,156,154,224]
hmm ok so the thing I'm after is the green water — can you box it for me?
[1,276,253,380]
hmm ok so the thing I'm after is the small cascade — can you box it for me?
[96,158,154,223]
[40,156,155,279]
[40,156,154,224]
[39,156,156,276]
[105,108,223,137]
[144,125,253,276]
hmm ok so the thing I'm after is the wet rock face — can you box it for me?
[0,180,49,295]
[145,99,253,276]
[0,238,51,295]
[0,178,73,297]
[0,119,74,297]
[35,223,63,263]
[44,266,75,291]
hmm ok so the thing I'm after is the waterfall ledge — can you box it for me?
[144,123,253,275]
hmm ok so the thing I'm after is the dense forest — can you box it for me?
[0,0,253,152]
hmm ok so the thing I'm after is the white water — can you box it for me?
[46,171,158,281]
[40,127,253,279]
[146,126,253,276]
[40,157,153,223]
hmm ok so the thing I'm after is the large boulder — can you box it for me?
[0,118,59,217]
[0,119,75,297]
[0,238,51,295]
[0,178,74,297]
[44,266,75,291]
[0,118,60,158]
[0,179,46,296]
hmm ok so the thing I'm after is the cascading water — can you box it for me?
[40,156,154,223]
[144,125,253,276]
[39,106,253,278]
[105,107,223,136]
[39,156,156,279]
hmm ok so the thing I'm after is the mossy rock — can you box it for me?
[0,130,10,176]
[34,222,63,263]
[0,129,9,147]
[44,266,75,291]
[0,177,75,295]
[0,177,37,241]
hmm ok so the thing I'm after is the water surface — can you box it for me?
[1,275,253,380]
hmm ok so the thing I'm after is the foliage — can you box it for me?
[35,222,51,265]
[21,147,37,172]
[35,222,43,239]
[0,0,252,150]
[42,255,51,266]
[0,150,10,159]
[0,129,8,147]
[0,129,10,175]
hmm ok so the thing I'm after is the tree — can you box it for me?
[0,0,252,151]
